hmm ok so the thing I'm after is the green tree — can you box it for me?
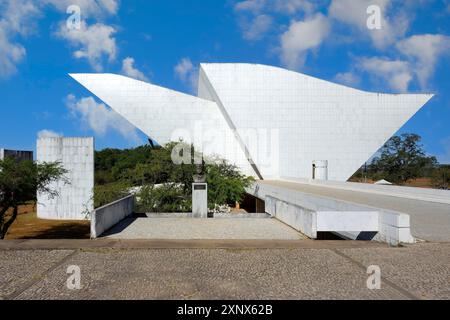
[205,159,255,209]
[431,165,450,189]
[93,182,132,208]
[136,184,191,213]
[93,141,255,212]
[370,133,438,184]
[0,158,67,239]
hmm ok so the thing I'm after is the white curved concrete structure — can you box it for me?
[70,63,433,181]
[69,73,256,177]
[198,64,433,181]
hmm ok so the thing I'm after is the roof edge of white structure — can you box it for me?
[198,63,435,98]
[68,73,219,104]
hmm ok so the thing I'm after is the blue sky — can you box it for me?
[0,0,449,163]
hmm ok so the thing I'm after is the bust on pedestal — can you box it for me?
[192,162,208,218]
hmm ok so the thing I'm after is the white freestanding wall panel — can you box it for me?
[37,137,94,220]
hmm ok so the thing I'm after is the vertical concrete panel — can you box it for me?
[37,137,94,220]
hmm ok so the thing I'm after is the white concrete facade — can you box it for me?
[198,63,433,181]
[37,137,94,220]
[69,73,255,177]
[71,63,433,182]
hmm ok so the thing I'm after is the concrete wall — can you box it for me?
[248,182,414,245]
[91,195,134,238]
[37,137,94,220]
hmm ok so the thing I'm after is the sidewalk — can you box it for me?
[1,241,449,299]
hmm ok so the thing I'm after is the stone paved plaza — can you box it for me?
[0,241,449,300]
[104,217,307,240]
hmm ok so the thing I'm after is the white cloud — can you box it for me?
[1,0,41,35]
[174,58,198,92]
[0,0,121,77]
[274,0,315,15]
[335,71,360,86]
[357,57,412,92]
[97,0,119,15]
[66,94,141,143]
[235,0,314,15]
[47,1,120,71]
[56,21,117,71]
[0,0,40,78]
[37,129,62,139]
[242,14,273,40]
[44,0,119,18]
[397,34,450,88]
[121,57,149,81]
[0,29,26,78]
[329,0,409,49]
[234,0,266,14]
[279,13,330,69]
[234,0,315,41]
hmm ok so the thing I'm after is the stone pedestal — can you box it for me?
[192,183,208,218]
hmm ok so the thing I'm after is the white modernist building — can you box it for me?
[70,63,433,182]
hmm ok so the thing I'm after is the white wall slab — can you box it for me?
[37,137,94,220]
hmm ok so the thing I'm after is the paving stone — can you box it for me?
[104,218,307,240]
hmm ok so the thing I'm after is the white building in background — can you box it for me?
[0,148,33,162]
[37,137,94,220]
[70,63,433,182]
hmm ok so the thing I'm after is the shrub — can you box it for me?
[94,182,131,208]
[206,160,255,208]
[136,184,191,213]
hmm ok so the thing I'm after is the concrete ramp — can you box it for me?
[248,181,416,245]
